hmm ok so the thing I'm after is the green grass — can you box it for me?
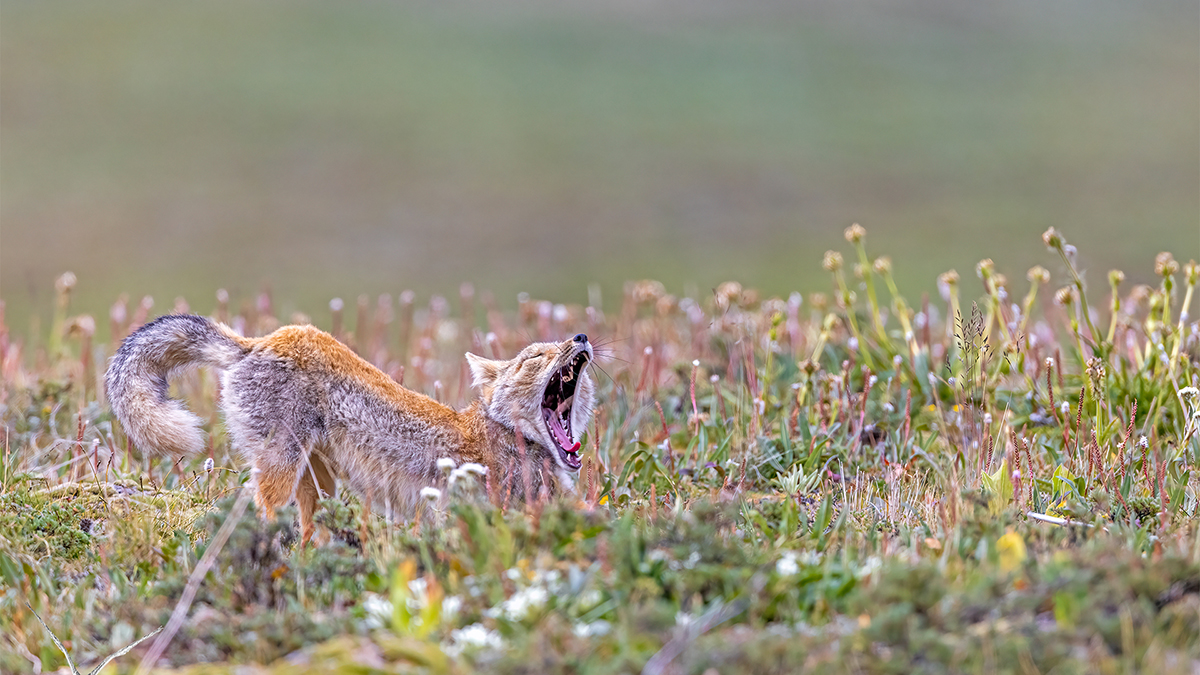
[2,0,1197,331]
[1,229,1197,673]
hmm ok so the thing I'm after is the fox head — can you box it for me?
[466,334,596,473]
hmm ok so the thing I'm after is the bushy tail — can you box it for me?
[105,314,251,455]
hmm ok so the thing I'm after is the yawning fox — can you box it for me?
[105,314,595,544]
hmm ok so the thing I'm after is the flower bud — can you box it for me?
[1042,227,1064,251]
[1155,252,1178,277]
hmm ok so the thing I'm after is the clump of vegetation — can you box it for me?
[1,228,1197,673]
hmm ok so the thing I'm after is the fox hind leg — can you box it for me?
[295,451,337,547]
[252,460,299,523]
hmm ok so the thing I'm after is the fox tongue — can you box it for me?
[545,409,580,453]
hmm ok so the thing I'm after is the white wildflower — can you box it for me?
[692,359,700,367]
[419,486,442,502]
[361,593,393,629]
[848,337,859,351]
[442,595,462,621]
[1060,401,1070,416]
[1138,436,1149,449]
[710,374,720,383]
[983,413,992,425]
[460,462,488,476]
[776,551,800,577]
[487,585,549,621]
[573,620,612,638]
[444,623,503,657]
[893,354,903,368]
[203,457,214,473]
[437,457,457,473]
[1179,387,1199,401]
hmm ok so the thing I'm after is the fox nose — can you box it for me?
[572,333,588,344]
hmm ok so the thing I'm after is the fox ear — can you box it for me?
[465,353,505,397]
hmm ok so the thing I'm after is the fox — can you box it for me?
[105,314,596,545]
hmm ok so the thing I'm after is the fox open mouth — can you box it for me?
[541,350,589,471]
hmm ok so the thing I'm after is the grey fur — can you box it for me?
[105,314,248,456]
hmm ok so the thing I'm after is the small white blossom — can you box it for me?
[710,374,720,383]
[1060,401,1070,416]
[776,551,800,577]
[692,359,700,367]
[361,593,393,629]
[867,375,878,388]
[848,337,859,351]
[893,354,903,368]
[1179,387,1199,401]
[1138,436,1149,449]
[444,623,503,657]
[203,457,214,473]
[420,486,442,502]
[573,620,612,637]
[487,585,549,621]
[983,413,992,425]
[459,462,488,476]
[437,457,457,473]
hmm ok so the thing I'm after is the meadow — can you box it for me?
[1,226,1198,674]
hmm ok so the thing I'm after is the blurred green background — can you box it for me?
[2,0,1197,331]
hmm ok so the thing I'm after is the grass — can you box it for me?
[0,227,1198,673]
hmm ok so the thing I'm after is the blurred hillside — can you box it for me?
[2,0,1196,335]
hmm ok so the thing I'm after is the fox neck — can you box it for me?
[459,401,574,496]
